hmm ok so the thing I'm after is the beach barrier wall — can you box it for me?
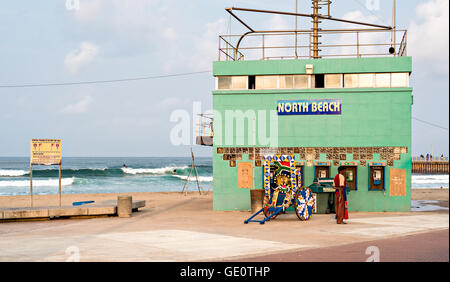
[411,158,449,174]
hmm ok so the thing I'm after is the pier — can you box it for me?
[412,157,449,174]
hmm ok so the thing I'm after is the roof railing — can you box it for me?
[218,29,408,61]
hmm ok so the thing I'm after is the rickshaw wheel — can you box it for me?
[294,187,315,221]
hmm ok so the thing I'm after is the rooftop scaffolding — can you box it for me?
[218,1,407,61]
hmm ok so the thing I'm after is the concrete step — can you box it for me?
[0,200,145,221]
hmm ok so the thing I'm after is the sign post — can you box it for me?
[30,163,33,207]
[30,139,62,207]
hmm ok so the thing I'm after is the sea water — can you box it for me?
[0,157,212,196]
[0,157,447,196]
[411,174,449,189]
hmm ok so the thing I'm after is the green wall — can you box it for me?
[213,57,412,76]
[212,57,413,212]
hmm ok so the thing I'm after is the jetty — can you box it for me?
[412,157,449,174]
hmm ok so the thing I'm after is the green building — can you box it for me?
[198,3,412,212]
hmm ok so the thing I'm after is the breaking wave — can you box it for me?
[121,166,189,175]
[0,177,76,187]
[0,170,28,177]
[172,175,213,182]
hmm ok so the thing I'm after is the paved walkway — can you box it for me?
[233,229,449,262]
[0,193,448,262]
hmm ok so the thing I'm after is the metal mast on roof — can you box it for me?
[225,0,392,59]
[312,1,332,58]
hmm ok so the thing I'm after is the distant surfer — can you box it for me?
[122,164,127,168]
[172,169,177,174]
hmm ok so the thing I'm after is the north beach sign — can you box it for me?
[277,99,342,116]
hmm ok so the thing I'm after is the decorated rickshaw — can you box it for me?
[244,155,315,224]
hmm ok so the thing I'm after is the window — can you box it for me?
[325,74,343,88]
[232,76,248,89]
[391,73,409,87]
[256,76,278,89]
[358,73,374,88]
[217,76,232,90]
[248,76,256,90]
[217,76,248,90]
[277,75,311,89]
[280,76,294,89]
[315,74,325,88]
[218,73,408,90]
[344,74,358,88]
[375,73,391,88]
[255,76,264,89]
[294,75,309,89]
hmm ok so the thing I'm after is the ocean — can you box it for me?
[0,157,212,196]
[0,157,447,196]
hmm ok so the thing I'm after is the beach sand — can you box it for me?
[0,188,447,209]
[411,188,449,208]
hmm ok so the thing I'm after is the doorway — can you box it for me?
[295,164,305,187]
[315,166,330,179]
[342,166,357,190]
[369,166,385,190]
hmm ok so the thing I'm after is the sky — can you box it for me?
[0,0,448,157]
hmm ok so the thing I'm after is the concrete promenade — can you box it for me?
[0,192,448,262]
[0,200,145,220]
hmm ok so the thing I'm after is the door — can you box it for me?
[315,166,329,179]
[343,166,357,190]
[295,165,304,187]
[370,166,385,190]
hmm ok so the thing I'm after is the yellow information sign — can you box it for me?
[30,139,62,165]
[389,168,407,197]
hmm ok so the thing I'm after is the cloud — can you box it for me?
[261,15,292,59]
[190,18,227,70]
[64,42,100,74]
[60,95,93,115]
[408,0,449,74]
[329,10,389,57]
[73,0,103,23]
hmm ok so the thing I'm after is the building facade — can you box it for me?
[210,57,413,212]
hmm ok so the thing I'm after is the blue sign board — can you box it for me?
[277,99,342,116]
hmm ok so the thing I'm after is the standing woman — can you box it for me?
[334,166,348,224]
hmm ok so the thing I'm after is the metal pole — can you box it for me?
[393,0,396,55]
[227,7,392,29]
[295,0,299,59]
[312,0,320,59]
[431,144,433,159]
[59,162,62,207]
[218,36,221,61]
[30,163,33,207]
[226,41,229,61]
[405,31,407,56]
[309,33,312,58]
[262,34,265,60]
[357,32,360,57]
